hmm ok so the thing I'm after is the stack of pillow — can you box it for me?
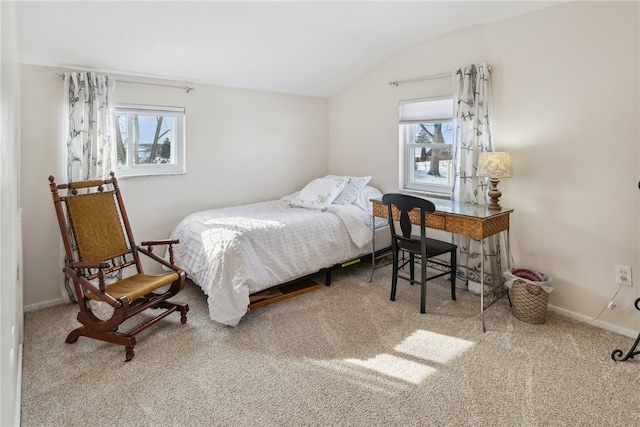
[289,175,381,211]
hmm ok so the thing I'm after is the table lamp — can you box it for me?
[476,152,513,210]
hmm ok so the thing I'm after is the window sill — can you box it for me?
[399,188,451,200]
[117,170,186,179]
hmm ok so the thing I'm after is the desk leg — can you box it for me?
[480,229,510,332]
[481,237,486,332]
[506,229,512,270]
[369,213,376,282]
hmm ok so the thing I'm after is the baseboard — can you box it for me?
[463,280,636,339]
[547,304,637,339]
[24,298,66,312]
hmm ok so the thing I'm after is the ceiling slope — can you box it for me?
[17,1,563,97]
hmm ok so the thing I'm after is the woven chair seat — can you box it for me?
[87,272,179,302]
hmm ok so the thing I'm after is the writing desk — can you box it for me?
[370,197,513,331]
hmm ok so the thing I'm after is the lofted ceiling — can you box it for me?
[16,1,563,97]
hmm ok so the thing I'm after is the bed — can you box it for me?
[167,176,389,326]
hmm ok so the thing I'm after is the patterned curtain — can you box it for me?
[61,72,115,301]
[64,72,115,182]
[451,63,503,290]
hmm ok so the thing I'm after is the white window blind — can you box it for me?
[399,97,453,124]
[116,104,185,114]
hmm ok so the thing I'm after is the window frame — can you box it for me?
[399,96,454,197]
[115,104,186,178]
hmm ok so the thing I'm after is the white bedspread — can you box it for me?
[168,199,373,326]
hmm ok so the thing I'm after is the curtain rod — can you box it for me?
[389,65,492,87]
[52,73,195,93]
[388,72,450,87]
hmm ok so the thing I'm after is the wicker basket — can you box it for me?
[509,280,549,324]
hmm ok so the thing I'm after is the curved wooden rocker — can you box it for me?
[49,172,189,361]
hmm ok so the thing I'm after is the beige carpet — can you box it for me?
[21,263,640,426]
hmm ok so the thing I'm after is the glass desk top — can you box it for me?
[370,197,513,220]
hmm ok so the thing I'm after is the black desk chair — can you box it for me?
[382,193,458,313]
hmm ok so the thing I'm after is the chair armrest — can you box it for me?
[139,239,180,265]
[137,245,185,275]
[140,239,179,248]
[68,261,110,270]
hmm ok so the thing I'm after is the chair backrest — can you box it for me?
[381,193,435,240]
[49,173,141,279]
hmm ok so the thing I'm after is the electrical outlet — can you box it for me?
[615,265,632,286]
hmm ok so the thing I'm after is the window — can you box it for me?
[115,104,185,177]
[400,97,454,196]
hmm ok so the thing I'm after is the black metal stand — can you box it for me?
[611,297,640,361]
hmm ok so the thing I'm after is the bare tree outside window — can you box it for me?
[415,123,453,178]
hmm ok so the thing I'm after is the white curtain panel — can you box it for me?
[452,63,503,289]
[61,72,115,302]
[63,72,115,182]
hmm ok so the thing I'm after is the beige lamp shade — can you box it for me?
[476,152,513,178]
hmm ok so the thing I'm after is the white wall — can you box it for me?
[0,1,22,425]
[20,64,328,308]
[329,1,640,334]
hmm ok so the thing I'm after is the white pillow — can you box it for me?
[326,175,371,205]
[279,191,300,203]
[290,177,347,210]
[352,185,383,212]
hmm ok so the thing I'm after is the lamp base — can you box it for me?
[487,178,503,210]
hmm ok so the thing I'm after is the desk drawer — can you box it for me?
[372,201,388,219]
[373,202,446,230]
[404,210,446,230]
[426,213,446,230]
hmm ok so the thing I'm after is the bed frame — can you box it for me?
[247,245,392,309]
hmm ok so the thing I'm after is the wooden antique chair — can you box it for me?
[382,193,458,313]
[48,172,189,361]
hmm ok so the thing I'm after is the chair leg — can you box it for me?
[157,300,189,324]
[390,249,398,301]
[125,346,135,361]
[66,327,137,361]
[450,250,457,301]
[409,253,415,283]
[67,299,188,362]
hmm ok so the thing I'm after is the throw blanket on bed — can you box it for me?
[168,199,374,326]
